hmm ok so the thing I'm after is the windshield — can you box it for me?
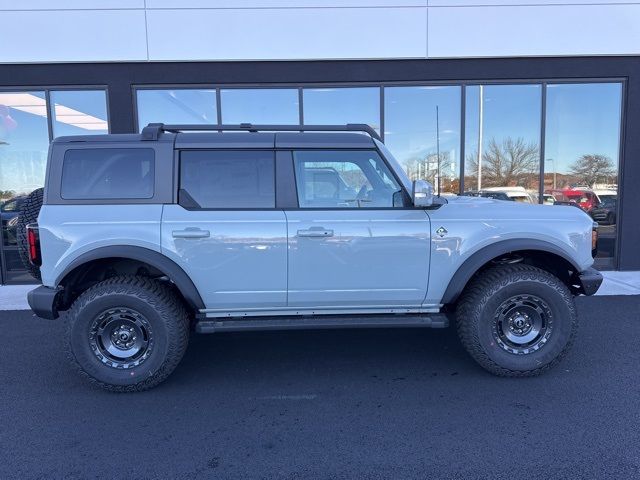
[374,139,412,194]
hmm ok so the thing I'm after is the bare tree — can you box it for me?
[0,189,16,201]
[467,137,539,188]
[569,154,615,187]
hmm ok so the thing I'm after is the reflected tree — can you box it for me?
[0,190,16,201]
[466,137,539,188]
[404,151,452,179]
[569,154,616,187]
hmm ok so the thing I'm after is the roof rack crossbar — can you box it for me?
[140,122,381,141]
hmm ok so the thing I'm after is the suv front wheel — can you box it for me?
[456,264,577,376]
[65,276,190,392]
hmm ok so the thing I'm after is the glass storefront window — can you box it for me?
[51,90,108,137]
[464,84,542,203]
[0,91,50,282]
[220,88,299,124]
[384,86,461,194]
[303,87,380,133]
[136,89,217,131]
[545,82,622,264]
[0,91,49,199]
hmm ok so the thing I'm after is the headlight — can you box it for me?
[592,222,598,257]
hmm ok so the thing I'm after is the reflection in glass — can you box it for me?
[545,82,622,263]
[464,85,541,203]
[0,91,50,282]
[221,88,299,125]
[303,87,380,133]
[384,86,461,194]
[0,91,49,200]
[1,195,24,247]
[137,89,217,131]
[51,90,108,137]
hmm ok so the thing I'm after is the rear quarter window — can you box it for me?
[61,148,155,200]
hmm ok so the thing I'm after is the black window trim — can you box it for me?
[176,148,278,211]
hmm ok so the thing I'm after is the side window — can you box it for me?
[61,148,154,200]
[293,150,403,208]
[180,150,275,209]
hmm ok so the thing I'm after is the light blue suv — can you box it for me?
[25,123,602,391]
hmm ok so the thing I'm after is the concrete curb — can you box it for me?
[1,271,638,311]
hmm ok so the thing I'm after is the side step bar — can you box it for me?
[195,314,449,333]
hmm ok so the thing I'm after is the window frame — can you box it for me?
[177,148,278,211]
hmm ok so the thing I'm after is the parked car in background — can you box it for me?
[549,188,600,214]
[542,194,556,205]
[0,195,25,246]
[482,186,535,203]
[460,190,514,201]
[591,196,617,225]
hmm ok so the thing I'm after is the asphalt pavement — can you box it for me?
[1,296,639,479]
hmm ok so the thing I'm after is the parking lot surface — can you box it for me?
[1,296,639,479]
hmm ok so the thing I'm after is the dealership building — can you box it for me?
[0,1,639,284]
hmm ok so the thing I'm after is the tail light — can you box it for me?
[592,222,598,257]
[26,224,41,267]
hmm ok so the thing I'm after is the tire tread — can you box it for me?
[456,264,577,377]
[64,275,190,392]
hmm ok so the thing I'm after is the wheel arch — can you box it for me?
[441,239,582,305]
[55,246,205,311]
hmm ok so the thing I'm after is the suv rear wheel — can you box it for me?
[65,276,190,392]
[456,264,577,376]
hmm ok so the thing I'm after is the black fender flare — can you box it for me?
[55,245,205,310]
[440,239,581,305]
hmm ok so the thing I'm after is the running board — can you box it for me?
[195,314,449,333]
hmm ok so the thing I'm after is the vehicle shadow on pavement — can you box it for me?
[176,324,468,388]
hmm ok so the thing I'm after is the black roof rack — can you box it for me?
[141,122,382,142]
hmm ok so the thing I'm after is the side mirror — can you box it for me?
[412,180,434,207]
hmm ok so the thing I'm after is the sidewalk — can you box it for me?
[1,271,638,311]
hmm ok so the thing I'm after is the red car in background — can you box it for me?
[548,188,600,213]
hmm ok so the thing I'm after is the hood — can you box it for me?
[437,195,593,223]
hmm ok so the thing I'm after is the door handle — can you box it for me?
[297,227,334,238]
[172,228,210,239]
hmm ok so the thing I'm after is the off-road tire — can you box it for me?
[456,264,577,377]
[16,187,44,281]
[65,276,190,392]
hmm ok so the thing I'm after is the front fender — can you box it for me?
[438,239,581,305]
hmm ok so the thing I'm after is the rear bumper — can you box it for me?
[27,285,61,320]
[576,267,603,296]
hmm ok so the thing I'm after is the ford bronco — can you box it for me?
[25,123,602,391]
